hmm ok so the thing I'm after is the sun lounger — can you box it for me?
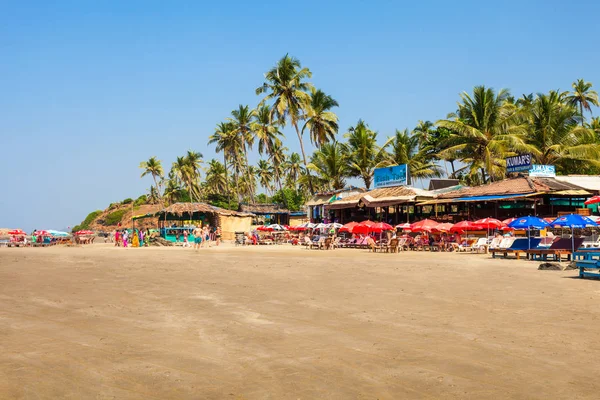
[574,252,600,279]
[526,237,585,262]
[367,237,382,252]
[396,237,408,251]
[490,238,537,259]
[386,238,399,253]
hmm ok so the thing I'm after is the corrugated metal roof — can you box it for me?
[554,176,600,192]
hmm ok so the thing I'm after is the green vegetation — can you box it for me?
[136,55,600,209]
[121,198,133,204]
[133,195,147,207]
[71,210,102,232]
[105,209,127,225]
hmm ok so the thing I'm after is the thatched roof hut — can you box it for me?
[151,203,254,240]
[159,202,253,218]
[238,203,289,215]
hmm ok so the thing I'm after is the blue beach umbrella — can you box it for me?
[550,214,598,252]
[508,216,550,249]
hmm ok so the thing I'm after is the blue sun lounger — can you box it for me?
[491,238,540,260]
[574,252,600,279]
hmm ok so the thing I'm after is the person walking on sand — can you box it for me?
[204,225,211,248]
[122,230,128,247]
[215,227,221,246]
[182,229,190,248]
[192,226,202,249]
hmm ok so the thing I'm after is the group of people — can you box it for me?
[177,225,221,248]
[114,229,150,248]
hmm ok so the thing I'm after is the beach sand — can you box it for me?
[1,244,600,399]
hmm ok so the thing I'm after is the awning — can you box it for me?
[132,213,155,220]
[551,190,591,196]
[417,192,540,205]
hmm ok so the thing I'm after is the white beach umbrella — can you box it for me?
[268,224,286,231]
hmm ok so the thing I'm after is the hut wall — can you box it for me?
[289,215,309,226]
[220,215,253,240]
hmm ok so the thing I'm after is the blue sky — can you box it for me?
[2,0,599,231]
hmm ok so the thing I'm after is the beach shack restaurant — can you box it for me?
[415,176,593,221]
[326,176,595,223]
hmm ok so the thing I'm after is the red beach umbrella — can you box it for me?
[584,196,600,205]
[432,223,454,232]
[370,222,394,232]
[75,230,94,235]
[410,219,440,233]
[502,218,517,225]
[395,223,412,232]
[352,221,374,234]
[450,221,479,233]
[34,230,51,236]
[339,221,358,233]
[8,229,26,235]
[474,218,504,229]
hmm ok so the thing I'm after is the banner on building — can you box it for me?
[506,154,532,173]
[374,164,408,188]
[529,165,556,177]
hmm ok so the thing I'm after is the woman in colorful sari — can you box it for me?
[132,229,140,247]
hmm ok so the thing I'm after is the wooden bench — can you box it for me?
[574,252,600,279]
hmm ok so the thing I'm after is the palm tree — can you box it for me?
[379,129,443,186]
[208,121,240,204]
[139,157,164,203]
[526,91,600,172]
[171,156,195,202]
[256,54,315,192]
[251,104,283,156]
[566,79,599,125]
[251,104,286,193]
[344,119,386,190]
[412,120,434,147]
[308,141,348,191]
[204,159,228,195]
[163,178,183,205]
[284,152,302,191]
[256,160,274,195]
[588,116,600,139]
[147,185,160,204]
[302,89,339,147]
[228,104,256,201]
[436,86,531,182]
[269,140,288,194]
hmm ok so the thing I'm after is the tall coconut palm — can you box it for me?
[251,104,283,155]
[208,121,240,204]
[344,120,386,190]
[204,159,228,195]
[412,120,434,147]
[526,91,600,172]
[256,54,315,193]
[588,116,600,139]
[308,141,348,191]
[269,140,288,193]
[163,178,183,205]
[228,104,256,201]
[284,152,302,191]
[251,104,285,192]
[171,156,196,202]
[566,79,599,125]
[379,129,443,186]
[436,86,531,182]
[302,89,339,147]
[256,160,274,195]
[139,157,164,203]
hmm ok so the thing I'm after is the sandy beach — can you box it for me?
[1,245,600,399]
